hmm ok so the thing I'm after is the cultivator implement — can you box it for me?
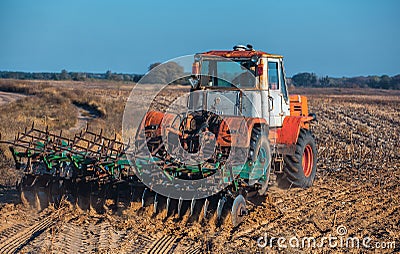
[6,123,132,182]
[1,122,253,225]
[1,123,140,210]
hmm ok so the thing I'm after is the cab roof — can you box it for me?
[200,50,283,59]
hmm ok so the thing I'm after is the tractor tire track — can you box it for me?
[47,216,126,253]
[0,223,27,244]
[120,232,178,254]
[184,245,203,254]
[147,234,178,254]
[0,214,56,253]
[118,232,156,253]
[52,223,87,253]
[97,221,126,252]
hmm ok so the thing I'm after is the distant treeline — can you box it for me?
[291,72,400,90]
[0,70,143,82]
[1,69,400,89]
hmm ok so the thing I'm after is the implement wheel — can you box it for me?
[231,194,247,227]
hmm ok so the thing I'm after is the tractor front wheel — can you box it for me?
[283,129,317,188]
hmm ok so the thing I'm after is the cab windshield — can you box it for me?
[199,59,257,88]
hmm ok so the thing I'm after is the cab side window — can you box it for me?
[268,62,279,90]
[279,64,289,102]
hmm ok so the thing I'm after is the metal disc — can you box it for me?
[231,194,247,227]
[141,188,148,207]
[177,197,183,217]
[203,199,209,219]
[258,178,270,196]
[190,198,196,217]
[153,193,158,214]
[216,196,227,219]
[130,186,135,202]
[20,176,36,208]
[166,196,171,216]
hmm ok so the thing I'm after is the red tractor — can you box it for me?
[135,45,317,225]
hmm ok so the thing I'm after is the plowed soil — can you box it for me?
[0,86,399,253]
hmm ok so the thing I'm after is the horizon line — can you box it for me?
[0,69,399,79]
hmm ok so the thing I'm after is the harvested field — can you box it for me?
[0,80,399,253]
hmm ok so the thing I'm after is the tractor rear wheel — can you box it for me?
[249,126,271,195]
[283,129,317,188]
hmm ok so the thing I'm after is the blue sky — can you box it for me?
[0,0,399,77]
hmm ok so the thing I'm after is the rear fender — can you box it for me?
[277,116,314,145]
[138,111,187,145]
[137,111,165,140]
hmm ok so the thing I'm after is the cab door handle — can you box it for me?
[268,96,274,111]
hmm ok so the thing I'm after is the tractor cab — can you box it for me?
[189,44,290,127]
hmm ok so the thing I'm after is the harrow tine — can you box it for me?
[30,176,39,187]
[190,198,196,217]
[177,197,183,217]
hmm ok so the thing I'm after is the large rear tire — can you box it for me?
[283,129,317,188]
[249,126,271,195]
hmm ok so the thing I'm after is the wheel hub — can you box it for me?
[302,144,313,177]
